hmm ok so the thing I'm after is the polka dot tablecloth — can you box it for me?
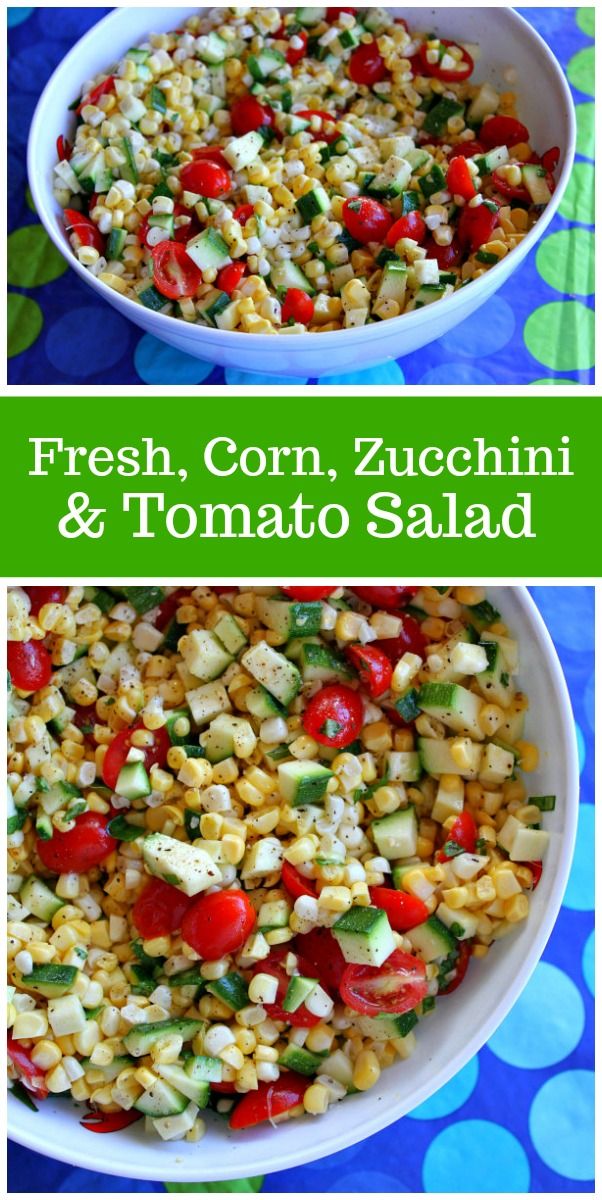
[8,587,594,1194]
[7,7,595,385]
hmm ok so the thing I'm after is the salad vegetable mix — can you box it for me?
[7,584,553,1141]
[53,7,559,333]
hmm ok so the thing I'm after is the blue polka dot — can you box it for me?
[225,367,309,386]
[7,91,39,145]
[563,803,594,911]
[134,334,215,384]
[584,671,594,734]
[529,587,594,653]
[420,364,496,386]
[38,7,109,38]
[409,1056,478,1119]
[46,307,130,377]
[7,151,25,203]
[329,1172,408,1192]
[423,1121,530,1193]
[9,42,67,92]
[582,930,594,995]
[439,296,515,357]
[303,1144,360,1172]
[488,962,584,1069]
[318,361,405,386]
[575,721,586,773]
[7,7,33,26]
[529,1071,594,1180]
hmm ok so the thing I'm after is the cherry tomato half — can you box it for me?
[76,76,116,114]
[281,288,314,325]
[179,159,231,199]
[80,1109,143,1133]
[349,40,388,86]
[373,615,427,663]
[303,684,364,748]
[281,861,317,901]
[37,812,118,874]
[297,110,340,144]
[436,810,478,862]
[448,140,484,161]
[340,949,429,1015]
[418,39,474,83]
[56,135,71,163]
[25,586,67,616]
[386,212,426,247]
[296,926,347,993]
[152,240,203,300]
[8,1035,49,1099]
[347,644,392,698]
[457,201,500,252]
[233,203,255,226]
[342,197,393,245]
[327,6,357,18]
[352,586,420,610]
[528,860,543,889]
[423,234,463,270]
[541,146,560,173]
[490,170,530,203]
[229,1073,309,1129]
[7,639,52,693]
[132,878,192,939]
[216,261,247,296]
[285,29,308,65]
[102,719,171,791]
[438,939,471,995]
[190,146,230,169]
[369,887,429,932]
[230,95,274,138]
[480,115,530,150]
[446,155,477,201]
[63,209,105,255]
[281,586,336,601]
[182,889,256,959]
[252,952,325,1027]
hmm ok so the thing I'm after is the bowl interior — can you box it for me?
[9,586,579,1181]
[26,7,575,373]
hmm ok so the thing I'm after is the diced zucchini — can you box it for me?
[206,972,249,1011]
[418,737,483,779]
[20,876,65,922]
[372,807,418,860]
[135,1079,189,1117]
[141,833,222,896]
[124,1016,205,1057]
[155,1064,209,1107]
[179,629,233,682]
[270,259,316,297]
[296,186,331,222]
[278,760,333,806]
[185,682,231,727]
[242,641,301,706]
[255,598,323,641]
[223,130,264,171]
[115,761,151,801]
[298,642,354,685]
[333,905,395,967]
[407,916,457,962]
[278,1044,324,1075]
[418,682,485,741]
[212,613,248,655]
[20,964,78,999]
[185,228,231,275]
[386,751,421,783]
[202,713,256,763]
[356,1010,418,1040]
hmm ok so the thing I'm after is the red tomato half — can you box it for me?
[102,719,170,791]
[190,146,230,169]
[448,140,484,161]
[216,261,247,296]
[480,115,529,150]
[56,135,71,163]
[369,887,429,932]
[285,29,308,65]
[349,41,388,86]
[63,209,105,255]
[418,39,474,83]
[446,155,476,201]
[457,202,500,252]
[373,615,428,663]
[352,586,420,610]
[25,586,67,616]
[182,889,255,959]
[386,212,426,246]
[437,810,477,861]
[302,684,364,748]
[327,6,357,17]
[152,241,203,300]
[7,1036,49,1099]
[281,586,336,601]
[81,1109,143,1133]
[340,949,428,1015]
[8,640,52,693]
[342,197,393,245]
[490,170,530,203]
[230,95,274,137]
[528,860,543,889]
[438,939,471,994]
[347,644,392,698]
[281,288,314,325]
[132,878,192,939]
[229,1073,309,1129]
[76,76,116,114]
[296,926,347,993]
[281,861,317,900]
[423,234,463,270]
[252,951,325,1027]
[297,110,340,144]
[233,203,255,226]
[179,159,231,199]
[37,812,117,874]
[541,146,560,172]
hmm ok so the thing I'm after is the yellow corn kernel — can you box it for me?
[352,1050,381,1091]
[303,1082,330,1114]
[361,722,393,754]
[442,886,469,909]
[30,1040,62,1070]
[371,786,401,815]
[318,886,352,913]
[504,893,530,923]
[515,742,539,772]
[450,738,474,770]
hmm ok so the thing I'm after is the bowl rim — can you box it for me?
[27,5,577,353]
[8,585,580,1181]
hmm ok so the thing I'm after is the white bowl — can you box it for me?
[9,586,578,1182]
[27,8,575,379]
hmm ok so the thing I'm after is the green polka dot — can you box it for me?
[559,162,595,224]
[25,186,36,214]
[7,293,44,358]
[536,229,594,296]
[530,378,578,386]
[576,7,595,37]
[524,301,594,370]
[567,46,594,96]
[7,225,68,288]
[575,103,595,159]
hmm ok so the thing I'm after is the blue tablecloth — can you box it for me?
[8,586,594,1192]
[7,7,595,385]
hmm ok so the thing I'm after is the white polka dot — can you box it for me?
[563,803,594,911]
[134,334,214,384]
[529,1070,594,1180]
[488,962,585,1068]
